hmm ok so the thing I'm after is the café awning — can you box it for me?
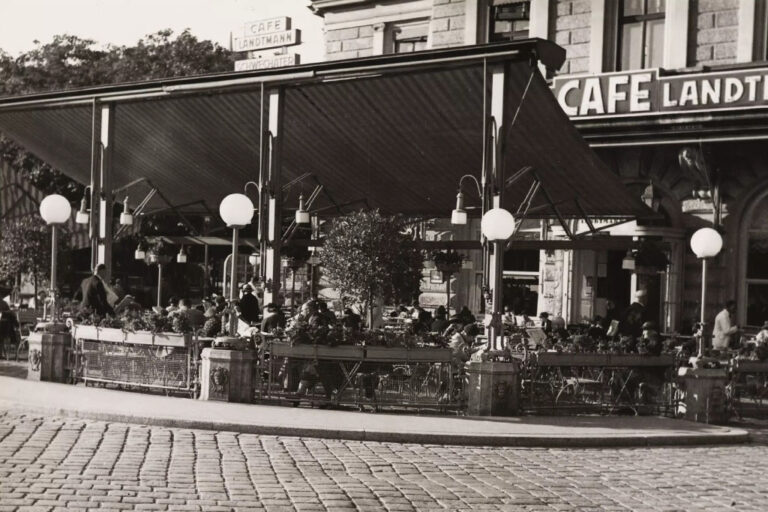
[0,40,651,221]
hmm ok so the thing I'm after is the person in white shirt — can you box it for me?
[712,300,738,350]
[755,321,768,344]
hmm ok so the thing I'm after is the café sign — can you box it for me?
[552,68,768,118]
[234,54,299,71]
[233,16,299,52]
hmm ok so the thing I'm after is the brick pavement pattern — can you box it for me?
[0,411,767,512]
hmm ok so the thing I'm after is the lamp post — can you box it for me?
[219,193,255,336]
[690,227,723,356]
[39,194,72,323]
[481,206,515,349]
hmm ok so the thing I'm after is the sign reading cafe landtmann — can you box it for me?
[552,68,768,118]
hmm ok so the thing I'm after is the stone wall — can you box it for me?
[694,0,740,66]
[554,0,591,75]
[325,25,375,61]
[430,0,467,48]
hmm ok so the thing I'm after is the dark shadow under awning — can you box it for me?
[0,40,651,220]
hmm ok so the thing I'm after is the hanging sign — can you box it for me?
[234,54,299,71]
[552,67,768,119]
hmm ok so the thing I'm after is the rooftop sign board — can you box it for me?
[552,67,768,119]
[234,54,299,71]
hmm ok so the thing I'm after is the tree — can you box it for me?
[0,216,71,300]
[320,210,424,326]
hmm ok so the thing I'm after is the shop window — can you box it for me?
[617,0,665,71]
[388,20,429,54]
[490,1,530,42]
[502,249,540,316]
[746,196,768,326]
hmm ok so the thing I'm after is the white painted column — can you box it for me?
[263,89,283,307]
[530,0,550,76]
[97,103,114,282]
[465,0,480,45]
[663,0,689,69]
[737,0,756,63]
[372,23,386,55]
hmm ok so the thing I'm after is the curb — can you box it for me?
[2,402,750,448]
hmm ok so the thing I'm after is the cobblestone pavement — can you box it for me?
[1,411,767,512]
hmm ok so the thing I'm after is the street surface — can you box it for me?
[0,411,767,511]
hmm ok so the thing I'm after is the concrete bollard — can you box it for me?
[677,367,729,424]
[200,348,255,403]
[466,361,520,416]
[26,322,71,383]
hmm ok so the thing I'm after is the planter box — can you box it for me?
[365,346,452,363]
[732,360,768,373]
[269,342,364,360]
[73,325,126,343]
[537,353,675,368]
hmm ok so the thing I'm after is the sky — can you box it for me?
[0,0,325,63]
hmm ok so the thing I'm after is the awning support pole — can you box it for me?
[89,100,99,270]
[263,87,284,306]
[486,63,508,350]
[97,103,115,282]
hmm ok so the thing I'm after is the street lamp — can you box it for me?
[75,187,91,224]
[481,206,515,349]
[295,194,310,224]
[134,244,146,261]
[39,194,72,323]
[219,193,255,335]
[451,191,467,225]
[119,197,133,226]
[690,227,723,356]
[176,245,187,264]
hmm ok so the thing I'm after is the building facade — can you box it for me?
[309,0,768,332]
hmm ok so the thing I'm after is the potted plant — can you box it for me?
[431,250,464,275]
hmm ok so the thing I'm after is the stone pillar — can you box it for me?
[466,361,520,416]
[676,367,729,424]
[200,348,255,403]
[27,323,71,383]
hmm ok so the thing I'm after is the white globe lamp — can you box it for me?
[690,227,723,259]
[690,227,723,357]
[295,194,310,224]
[481,208,515,241]
[219,193,254,227]
[39,194,71,323]
[39,194,72,225]
[119,197,133,226]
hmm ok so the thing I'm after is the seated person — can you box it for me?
[177,298,206,329]
[457,306,474,325]
[316,300,337,325]
[755,321,768,344]
[638,321,662,356]
[341,308,361,331]
[538,312,552,334]
[431,306,449,333]
[448,324,482,365]
[261,303,287,333]
[114,295,142,315]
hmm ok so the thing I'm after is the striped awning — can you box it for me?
[0,40,652,221]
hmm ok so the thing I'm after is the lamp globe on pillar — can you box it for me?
[690,227,723,357]
[39,194,72,323]
[219,193,255,341]
[451,190,467,225]
[481,207,515,349]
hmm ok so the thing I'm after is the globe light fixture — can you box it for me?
[176,245,187,264]
[39,194,72,323]
[690,227,723,259]
[451,191,467,225]
[248,252,260,267]
[690,227,724,356]
[481,208,515,241]
[119,197,133,226]
[39,194,72,225]
[295,194,310,224]
[219,193,254,228]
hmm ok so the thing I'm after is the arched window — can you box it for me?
[746,195,768,327]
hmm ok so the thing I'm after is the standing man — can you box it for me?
[712,300,739,351]
[77,264,114,317]
[620,290,647,338]
[237,284,261,325]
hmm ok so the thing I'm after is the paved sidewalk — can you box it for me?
[0,375,748,447]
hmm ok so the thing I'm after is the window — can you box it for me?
[503,249,540,316]
[387,20,429,54]
[490,1,530,42]
[618,0,665,70]
[746,196,768,327]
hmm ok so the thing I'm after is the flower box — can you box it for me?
[269,342,364,360]
[732,360,768,373]
[73,325,126,343]
[364,346,453,363]
[148,331,192,348]
[536,353,675,368]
